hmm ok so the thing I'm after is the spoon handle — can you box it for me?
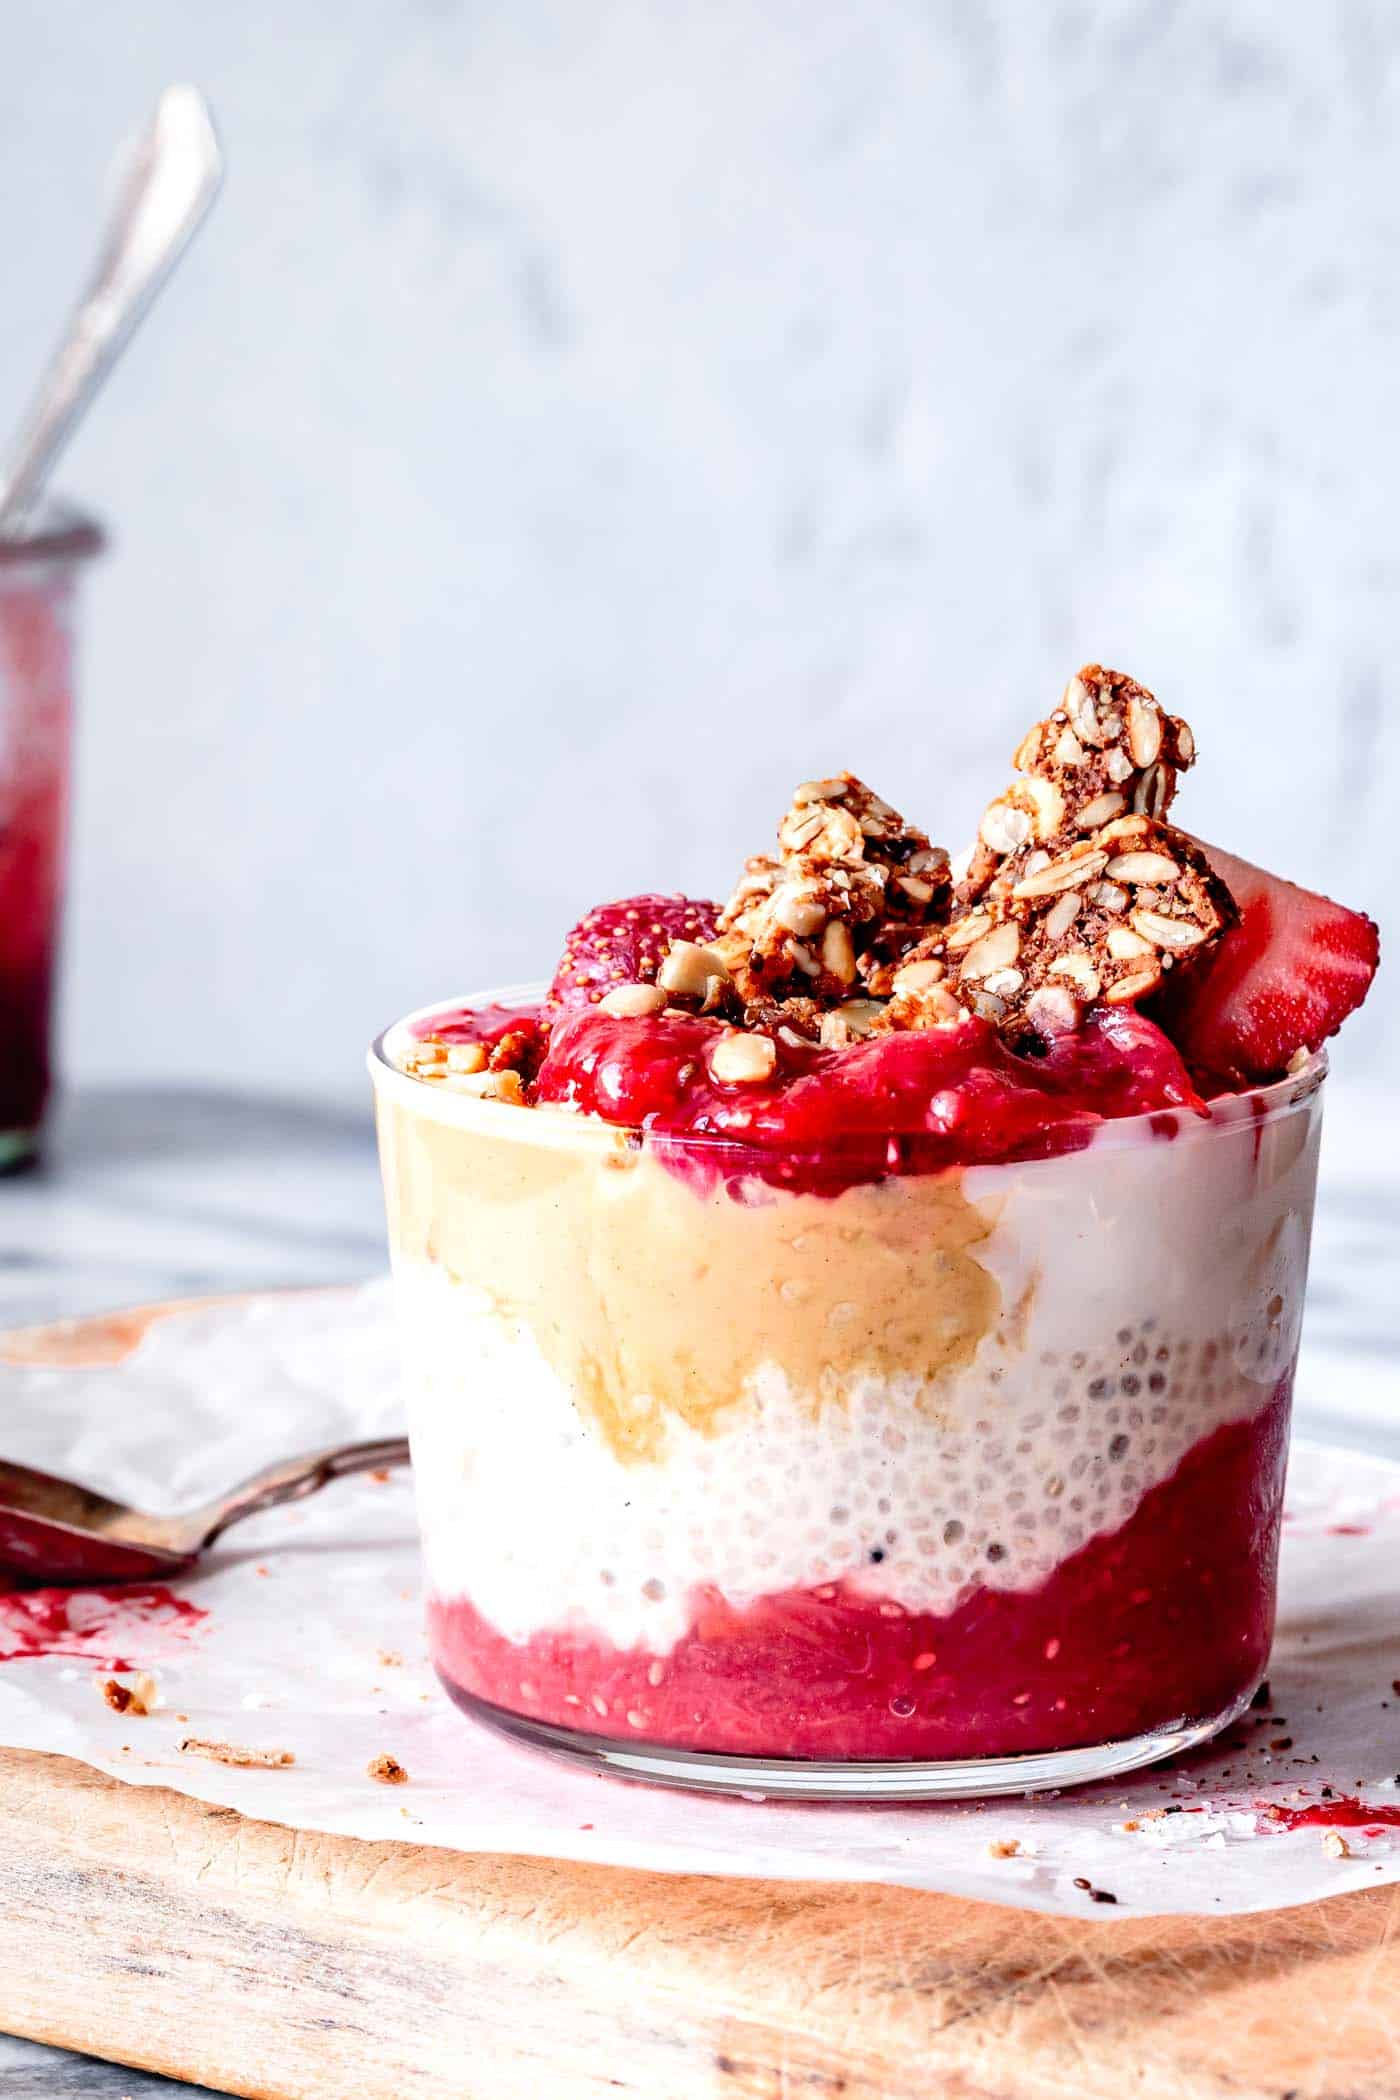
[0,84,223,536]
[177,1437,414,1556]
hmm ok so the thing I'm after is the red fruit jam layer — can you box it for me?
[421,997,1210,1198]
[430,1385,1289,1762]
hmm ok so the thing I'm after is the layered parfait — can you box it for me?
[372,667,1378,1792]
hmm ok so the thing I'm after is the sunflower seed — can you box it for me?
[1063,675,1103,745]
[781,810,826,850]
[892,957,947,994]
[1076,790,1128,830]
[1044,891,1083,942]
[959,921,1022,980]
[1126,694,1162,767]
[771,890,827,937]
[710,1033,777,1084]
[980,801,1033,856]
[1012,850,1109,899]
[1132,764,1168,817]
[659,941,731,999]
[1104,851,1181,884]
[1131,910,1208,951]
[1026,984,1082,1034]
[945,912,995,951]
[821,919,857,984]
[1104,968,1162,1003]
[792,777,849,806]
[1047,953,1101,998]
[1106,926,1155,961]
[599,983,669,1018]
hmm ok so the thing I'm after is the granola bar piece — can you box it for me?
[367,1752,409,1785]
[961,666,1197,905]
[178,1735,296,1769]
[936,815,1236,1033]
[712,774,951,1009]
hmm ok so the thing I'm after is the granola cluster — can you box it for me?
[917,813,1234,1036]
[399,663,1239,1093]
[401,1021,544,1101]
[906,667,1231,1034]
[958,666,1197,907]
[689,673,1229,1052]
[710,773,952,1024]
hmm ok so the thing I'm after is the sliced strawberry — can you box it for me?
[1157,841,1379,1083]
[544,893,721,1018]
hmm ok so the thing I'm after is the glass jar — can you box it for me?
[0,503,103,1167]
[372,989,1324,1800]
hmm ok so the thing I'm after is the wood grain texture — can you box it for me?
[4,1301,1400,2098]
[0,1745,1397,2100]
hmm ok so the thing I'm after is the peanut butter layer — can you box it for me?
[377,1100,1002,1466]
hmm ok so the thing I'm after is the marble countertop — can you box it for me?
[1,1080,1395,2094]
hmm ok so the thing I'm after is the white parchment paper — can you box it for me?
[2,1285,1398,1918]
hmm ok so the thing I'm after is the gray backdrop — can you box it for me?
[1,1,1391,1103]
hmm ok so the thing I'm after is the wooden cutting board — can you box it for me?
[3,1303,1399,2100]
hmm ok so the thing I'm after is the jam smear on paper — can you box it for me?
[0,1585,206,1667]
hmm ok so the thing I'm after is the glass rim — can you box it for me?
[368,982,1329,1162]
[0,496,105,569]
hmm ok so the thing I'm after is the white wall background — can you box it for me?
[0,0,1393,1105]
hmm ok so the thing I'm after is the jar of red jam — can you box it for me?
[0,503,103,1167]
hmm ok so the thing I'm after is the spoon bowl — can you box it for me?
[0,1439,410,1588]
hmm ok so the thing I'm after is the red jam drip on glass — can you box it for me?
[410,1002,540,1051]
[417,997,1210,1197]
[431,1385,1288,1761]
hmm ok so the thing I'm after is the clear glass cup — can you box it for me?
[0,502,103,1169]
[371,987,1326,1800]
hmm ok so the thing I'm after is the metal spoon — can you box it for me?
[0,1439,411,1587]
[0,83,223,536]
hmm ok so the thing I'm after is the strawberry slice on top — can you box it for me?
[545,893,721,1019]
[1159,841,1379,1085]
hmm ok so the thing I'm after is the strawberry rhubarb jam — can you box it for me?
[372,663,1374,1793]
[0,508,102,1166]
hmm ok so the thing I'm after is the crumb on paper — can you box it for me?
[988,1838,1020,1859]
[99,1672,157,1718]
[376,1649,403,1669]
[1322,1830,1351,1859]
[371,1468,392,1484]
[178,1736,294,1769]
[368,1753,409,1786]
